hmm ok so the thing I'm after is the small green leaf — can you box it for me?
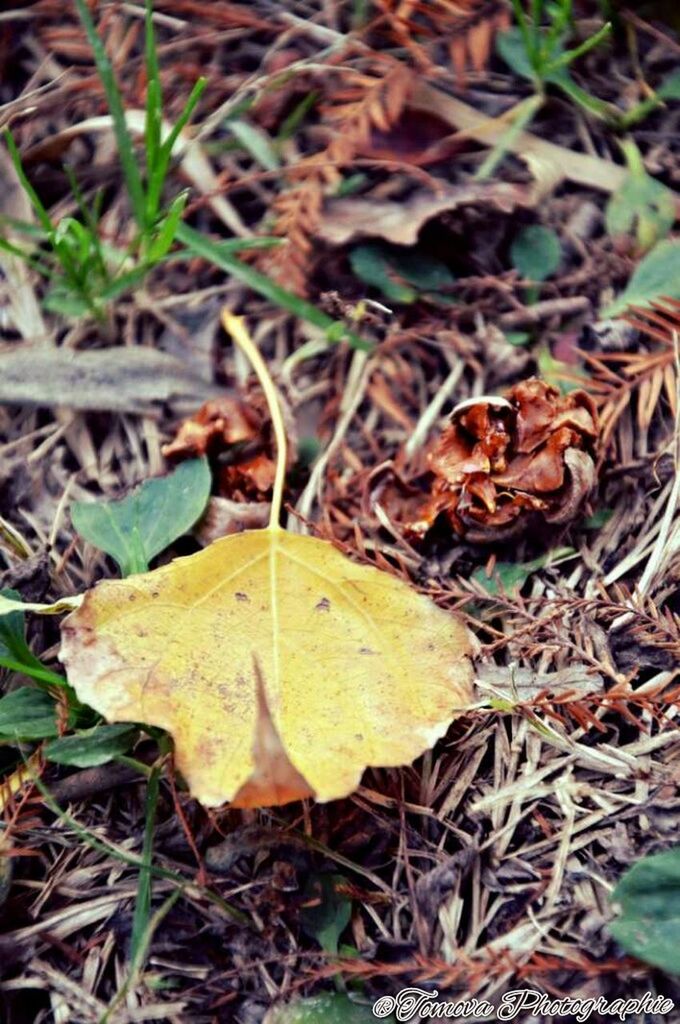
[350,243,455,305]
[658,69,680,101]
[610,847,680,974]
[228,119,280,171]
[387,248,456,292]
[0,588,66,688]
[605,141,675,251]
[43,288,93,318]
[350,244,417,304]
[71,458,211,577]
[266,995,385,1024]
[300,874,352,955]
[602,239,680,317]
[297,436,322,467]
[472,547,575,597]
[0,590,44,671]
[510,225,561,282]
[536,345,587,393]
[44,723,137,767]
[334,172,369,197]
[496,26,537,79]
[504,330,531,347]
[0,687,58,740]
[583,508,613,530]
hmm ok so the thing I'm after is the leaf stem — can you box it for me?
[221,311,287,531]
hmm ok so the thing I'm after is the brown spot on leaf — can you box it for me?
[315,597,331,612]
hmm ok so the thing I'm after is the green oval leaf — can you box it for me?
[349,244,418,304]
[44,723,137,767]
[300,873,352,955]
[71,458,211,577]
[0,687,58,740]
[266,995,387,1024]
[610,847,680,974]
[602,239,680,317]
[510,225,562,282]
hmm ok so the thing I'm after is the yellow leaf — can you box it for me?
[60,530,472,807]
[58,313,473,808]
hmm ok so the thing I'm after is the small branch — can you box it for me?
[500,296,591,327]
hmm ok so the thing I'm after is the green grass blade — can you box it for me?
[145,190,187,264]
[63,167,110,282]
[0,655,68,689]
[30,769,250,924]
[0,214,46,239]
[0,236,56,279]
[166,236,282,257]
[145,0,162,179]
[160,77,208,160]
[145,77,207,223]
[475,94,543,179]
[73,0,146,228]
[176,222,371,350]
[546,21,611,73]
[3,130,54,235]
[99,264,155,301]
[99,888,181,1024]
[130,764,160,965]
[98,238,280,300]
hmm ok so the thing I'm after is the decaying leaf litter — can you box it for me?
[0,0,679,1020]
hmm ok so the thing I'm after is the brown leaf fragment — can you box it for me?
[194,496,271,546]
[355,108,465,167]
[476,663,603,700]
[407,378,599,542]
[316,182,535,246]
[162,398,260,459]
[164,393,285,504]
[219,453,278,501]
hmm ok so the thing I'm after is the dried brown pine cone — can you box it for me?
[409,378,599,543]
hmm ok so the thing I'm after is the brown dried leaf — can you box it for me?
[219,453,278,502]
[162,398,260,459]
[408,378,599,542]
[194,496,271,546]
[317,182,534,246]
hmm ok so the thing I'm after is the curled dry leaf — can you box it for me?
[316,182,535,247]
[162,397,259,458]
[408,378,599,543]
[60,314,474,808]
[354,108,466,167]
[194,496,271,545]
[163,396,279,504]
[219,453,277,501]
